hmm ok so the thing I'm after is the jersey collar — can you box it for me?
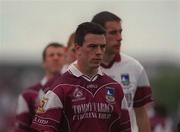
[100,53,121,68]
[40,77,48,86]
[68,61,104,81]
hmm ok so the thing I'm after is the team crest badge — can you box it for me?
[105,87,115,103]
[73,88,83,98]
[72,88,85,102]
[36,97,48,113]
[121,74,130,86]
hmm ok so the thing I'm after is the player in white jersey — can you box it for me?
[92,11,152,132]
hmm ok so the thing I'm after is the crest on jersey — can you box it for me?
[73,88,83,98]
[121,74,130,86]
[36,97,48,113]
[72,88,86,102]
[105,87,115,104]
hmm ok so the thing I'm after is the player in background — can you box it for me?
[14,42,65,132]
[31,22,131,132]
[148,103,175,132]
[92,11,152,132]
[61,32,77,73]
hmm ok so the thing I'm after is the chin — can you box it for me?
[114,49,120,54]
[51,69,61,73]
[91,64,100,69]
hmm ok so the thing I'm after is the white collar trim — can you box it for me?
[68,61,104,81]
[40,77,48,86]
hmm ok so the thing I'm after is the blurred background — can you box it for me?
[0,0,180,131]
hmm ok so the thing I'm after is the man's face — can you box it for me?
[43,46,65,74]
[76,33,106,69]
[105,21,122,54]
[66,44,76,64]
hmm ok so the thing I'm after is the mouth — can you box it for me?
[113,44,120,49]
[92,59,102,63]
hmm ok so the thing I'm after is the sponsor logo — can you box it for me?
[121,74,130,86]
[36,97,48,113]
[87,84,98,89]
[72,102,113,120]
[105,87,115,104]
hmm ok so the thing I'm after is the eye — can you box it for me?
[109,30,117,35]
[108,29,122,35]
[88,44,98,49]
[57,53,63,57]
[100,44,106,49]
[49,53,54,57]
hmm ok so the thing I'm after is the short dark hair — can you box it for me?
[74,22,106,46]
[91,11,121,28]
[42,42,64,61]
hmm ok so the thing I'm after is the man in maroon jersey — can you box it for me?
[31,22,131,132]
[14,42,65,132]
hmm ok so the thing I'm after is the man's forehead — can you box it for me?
[105,21,121,29]
[47,46,64,50]
[46,46,65,53]
[84,33,105,41]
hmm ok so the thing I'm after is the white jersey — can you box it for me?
[100,53,152,132]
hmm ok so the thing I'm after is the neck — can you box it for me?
[102,52,116,65]
[76,61,98,78]
[46,72,58,80]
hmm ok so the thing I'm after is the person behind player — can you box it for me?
[149,103,174,132]
[92,11,152,132]
[31,22,131,132]
[14,42,65,132]
[61,32,77,73]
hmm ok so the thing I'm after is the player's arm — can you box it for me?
[31,90,64,132]
[135,105,151,132]
[134,67,153,132]
[14,94,32,132]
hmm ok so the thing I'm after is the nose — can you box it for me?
[96,46,104,55]
[116,32,122,41]
[53,54,60,60]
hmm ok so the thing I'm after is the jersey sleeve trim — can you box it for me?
[133,86,153,108]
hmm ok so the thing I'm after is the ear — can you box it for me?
[74,44,81,57]
[75,44,81,51]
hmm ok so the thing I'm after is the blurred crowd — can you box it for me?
[0,66,43,131]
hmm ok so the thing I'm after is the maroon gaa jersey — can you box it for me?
[14,74,60,132]
[31,63,131,132]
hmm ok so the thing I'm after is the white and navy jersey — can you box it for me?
[31,62,131,132]
[100,53,152,132]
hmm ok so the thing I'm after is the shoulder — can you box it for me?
[102,74,117,83]
[121,53,144,70]
[17,83,42,109]
[101,74,123,89]
[50,71,77,89]
[43,74,61,92]
[21,83,42,97]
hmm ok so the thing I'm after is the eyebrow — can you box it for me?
[108,29,122,34]
[88,43,106,47]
